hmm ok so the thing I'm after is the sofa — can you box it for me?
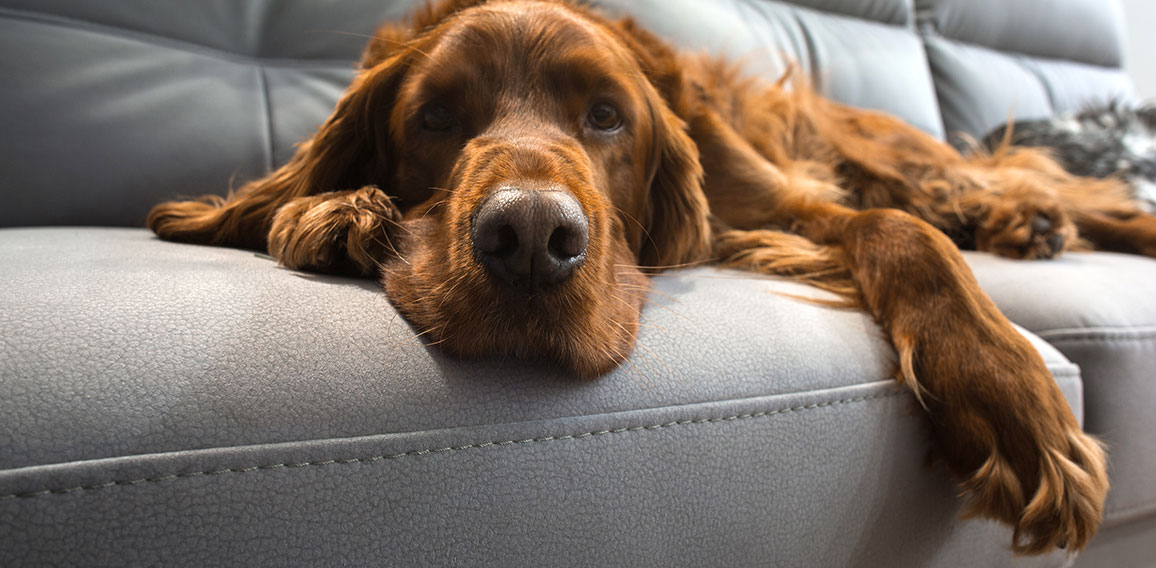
[1,0,1153,566]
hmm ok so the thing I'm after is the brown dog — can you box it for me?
[149,0,1156,555]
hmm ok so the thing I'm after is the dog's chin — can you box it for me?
[381,219,650,378]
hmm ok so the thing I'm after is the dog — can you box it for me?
[148,0,1156,555]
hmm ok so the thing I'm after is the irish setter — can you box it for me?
[149,0,1156,555]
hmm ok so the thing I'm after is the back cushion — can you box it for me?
[915,0,1135,143]
[0,0,409,227]
[595,0,944,137]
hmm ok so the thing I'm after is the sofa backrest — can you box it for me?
[0,0,1134,228]
[595,0,945,139]
[917,0,1134,144]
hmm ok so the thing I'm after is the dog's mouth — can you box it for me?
[382,209,649,378]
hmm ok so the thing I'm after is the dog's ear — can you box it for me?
[640,106,712,268]
[607,17,712,267]
[148,53,412,250]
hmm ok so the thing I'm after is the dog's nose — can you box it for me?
[471,187,589,291]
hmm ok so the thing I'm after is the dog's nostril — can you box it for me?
[493,225,519,256]
[471,187,589,291]
[473,221,519,256]
[549,223,586,259]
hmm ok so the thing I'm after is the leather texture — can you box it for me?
[0,228,1079,567]
[0,228,897,469]
[2,0,1153,564]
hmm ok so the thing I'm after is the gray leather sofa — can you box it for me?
[2,0,1153,566]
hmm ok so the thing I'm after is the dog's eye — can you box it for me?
[421,104,455,132]
[587,103,622,131]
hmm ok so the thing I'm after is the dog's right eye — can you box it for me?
[587,102,622,132]
[421,104,455,132]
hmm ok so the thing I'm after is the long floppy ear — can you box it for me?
[607,17,712,268]
[148,53,411,251]
[639,107,712,268]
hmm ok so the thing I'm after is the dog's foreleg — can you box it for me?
[267,186,402,276]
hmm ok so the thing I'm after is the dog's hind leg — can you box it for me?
[1070,209,1156,257]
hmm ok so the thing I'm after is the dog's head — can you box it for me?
[314,0,711,375]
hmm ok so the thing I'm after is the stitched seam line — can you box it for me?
[1108,495,1156,521]
[0,390,905,501]
[1039,330,1156,343]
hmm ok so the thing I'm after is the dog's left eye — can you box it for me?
[422,104,455,132]
[587,103,622,131]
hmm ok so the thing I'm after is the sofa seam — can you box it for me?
[1107,496,1156,523]
[1016,56,1059,116]
[0,389,906,501]
[255,66,275,173]
[789,6,823,90]
[733,0,798,77]
[1037,329,1156,343]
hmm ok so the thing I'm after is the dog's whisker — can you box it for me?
[642,272,777,281]
[615,282,680,304]
[381,216,416,237]
[423,333,457,348]
[598,338,646,387]
[614,257,715,271]
[609,320,672,387]
[611,206,657,258]
[415,200,449,221]
[609,285,694,327]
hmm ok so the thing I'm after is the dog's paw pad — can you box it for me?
[978,204,1076,260]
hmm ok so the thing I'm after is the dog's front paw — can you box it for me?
[268,186,401,275]
[955,416,1108,555]
[924,336,1109,555]
[973,189,1078,259]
